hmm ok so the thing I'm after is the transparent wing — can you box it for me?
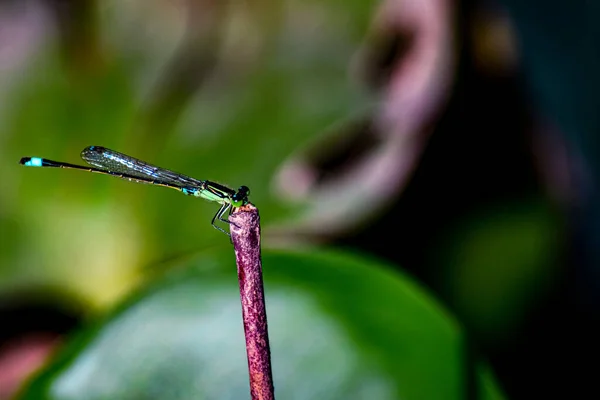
[81,146,206,188]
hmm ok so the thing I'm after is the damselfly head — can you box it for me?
[232,185,250,207]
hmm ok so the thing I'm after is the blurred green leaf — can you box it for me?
[2,1,377,305]
[434,198,562,343]
[19,248,504,400]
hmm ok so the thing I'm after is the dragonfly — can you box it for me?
[19,146,250,236]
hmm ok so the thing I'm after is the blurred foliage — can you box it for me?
[433,197,562,344]
[18,249,504,399]
[1,0,375,306]
[0,0,573,398]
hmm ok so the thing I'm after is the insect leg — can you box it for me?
[211,203,230,235]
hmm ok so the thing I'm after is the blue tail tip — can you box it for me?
[20,157,43,167]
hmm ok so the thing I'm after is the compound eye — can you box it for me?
[231,186,250,207]
[238,186,250,196]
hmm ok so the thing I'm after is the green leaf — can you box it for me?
[19,248,504,400]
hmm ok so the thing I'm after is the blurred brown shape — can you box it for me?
[0,334,58,400]
[470,5,518,76]
[0,291,82,399]
[270,0,455,242]
[45,0,106,77]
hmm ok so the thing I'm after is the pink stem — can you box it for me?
[230,204,274,400]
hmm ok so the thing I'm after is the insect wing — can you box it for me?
[81,146,205,188]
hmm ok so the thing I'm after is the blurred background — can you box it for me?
[0,0,597,398]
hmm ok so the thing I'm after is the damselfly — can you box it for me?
[20,146,250,235]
